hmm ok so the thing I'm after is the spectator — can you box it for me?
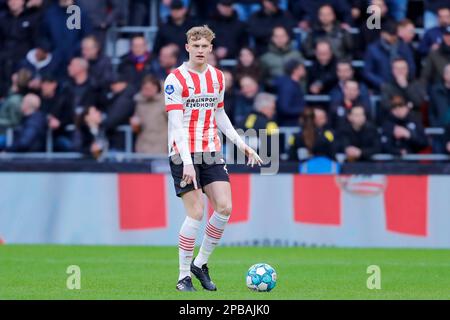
[64,57,97,122]
[19,38,59,89]
[77,0,125,45]
[397,19,421,77]
[0,0,41,96]
[118,35,153,90]
[234,75,260,125]
[329,59,370,109]
[130,75,167,155]
[419,7,450,57]
[81,35,114,91]
[127,0,149,26]
[208,0,248,59]
[259,26,304,88]
[381,95,428,156]
[239,92,278,156]
[363,21,416,91]
[308,40,338,94]
[86,73,135,151]
[0,68,32,142]
[421,25,450,86]
[274,59,306,126]
[152,0,195,57]
[289,106,335,160]
[291,0,352,30]
[424,0,450,29]
[223,69,237,125]
[40,74,76,151]
[41,0,93,68]
[361,0,396,47]
[234,47,262,83]
[380,58,426,122]
[336,105,381,161]
[429,63,450,128]
[330,80,372,130]
[5,93,47,152]
[151,44,180,81]
[444,124,450,154]
[247,0,296,55]
[302,4,354,60]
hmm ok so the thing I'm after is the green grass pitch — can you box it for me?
[0,245,449,300]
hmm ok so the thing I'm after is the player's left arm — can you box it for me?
[215,107,263,167]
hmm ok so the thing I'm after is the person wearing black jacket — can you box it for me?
[308,40,338,94]
[247,0,296,55]
[5,93,47,152]
[381,95,428,156]
[207,0,248,59]
[336,105,381,161]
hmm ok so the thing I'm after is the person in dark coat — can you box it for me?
[207,0,248,59]
[289,107,336,161]
[380,95,428,156]
[118,34,153,90]
[418,7,450,57]
[247,0,296,55]
[81,35,114,92]
[429,63,450,128]
[234,75,260,126]
[234,47,263,84]
[363,21,416,91]
[421,26,450,86]
[152,0,196,58]
[274,59,306,126]
[5,93,47,152]
[150,44,180,82]
[307,40,338,94]
[336,105,381,161]
[291,0,353,29]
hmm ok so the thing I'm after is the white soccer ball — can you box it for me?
[246,263,277,292]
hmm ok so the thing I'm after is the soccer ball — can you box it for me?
[246,263,277,292]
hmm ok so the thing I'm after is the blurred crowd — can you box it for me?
[0,0,449,162]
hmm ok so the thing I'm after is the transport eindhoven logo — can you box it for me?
[336,175,387,197]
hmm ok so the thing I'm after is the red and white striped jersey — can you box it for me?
[164,62,225,156]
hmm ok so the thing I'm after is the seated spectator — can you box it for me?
[130,75,167,155]
[363,21,416,91]
[234,47,262,84]
[360,0,396,47]
[0,0,41,97]
[380,95,428,156]
[329,59,370,108]
[291,0,352,31]
[151,44,180,81]
[239,92,278,156]
[41,0,93,68]
[330,80,371,130]
[247,0,296,55]
[429,63,450,127]
[397,19,421,77]
[234,75,260,125]
[85,73,135,151]
[4,93,47,152]
[40,74,76,152]
[308,40,338,94]
[260,26,304,89]
[418,6,450,57]
[289,106,335,161]
[152,0,195,58]
[19,38,59,89]
[0,68,32,145]
[421,26,450,86]
[302,4,354,60]
[81,35,114,91]
[208,0,248,59]
[274,59,306,126]
[380,58,426,122]
[336,105,381,162]
[223,69,237,125]
[118,35,153,90]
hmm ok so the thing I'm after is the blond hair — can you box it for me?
[186,25,215,43]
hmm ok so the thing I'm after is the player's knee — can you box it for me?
[215,202,232,216]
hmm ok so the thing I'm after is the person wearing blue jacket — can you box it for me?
[418,7,450,57]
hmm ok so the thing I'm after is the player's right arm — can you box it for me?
[165,74,198,189]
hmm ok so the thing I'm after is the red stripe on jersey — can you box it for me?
[202,109,212,151]
[188,71,201,94]
[217,102,224,109]
[213,117,221,151]
[214,68,224,92]
[205,69,214,93]
[173,69,189,98]
[189,109,200,151]
[166,104,183,112]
